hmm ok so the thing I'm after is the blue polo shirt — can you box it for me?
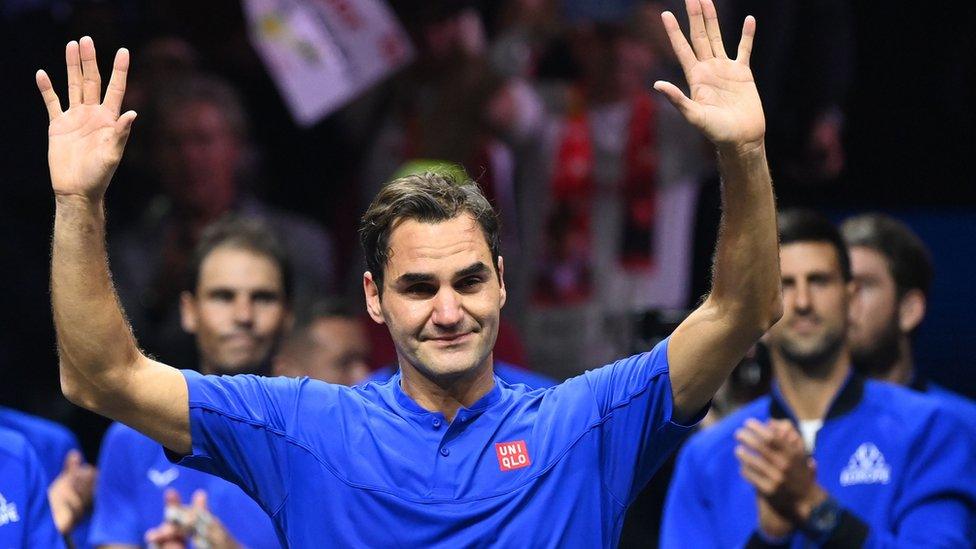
[0,406,91,549]
[661,374,976,548]
[171,338,699,546]
[367,360,558,389]
[90,422,280,547]
[0,426,65,548]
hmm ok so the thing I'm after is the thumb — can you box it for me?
[653,81,701,126]
[116,110,137,136]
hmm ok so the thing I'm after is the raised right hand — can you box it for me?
[36,36,136,201]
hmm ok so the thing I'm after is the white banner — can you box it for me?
[243,0,414,126]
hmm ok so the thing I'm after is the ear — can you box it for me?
[363,271,386,325]
[497,255,507,309]
[179,291,199,334]
[898,289,926,334]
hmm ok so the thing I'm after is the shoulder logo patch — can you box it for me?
[495,440,531,472]
[840,442,891,486]
[148,467,180,488]
[0,493,20,525]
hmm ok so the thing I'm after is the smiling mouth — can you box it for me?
[428,333,472,345]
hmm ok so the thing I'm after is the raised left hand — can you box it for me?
[145,489,242,549]
[654,0,764,153]
[47,450,96,534]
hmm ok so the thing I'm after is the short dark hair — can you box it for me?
[294,297,360,331]
[358,171,501,292]
[778,209,852,281]
[840,213,933,298]
[185,215,293,303]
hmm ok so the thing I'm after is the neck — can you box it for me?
[399,357,495,422]
[771,347,851,421]
[881,338,915,386]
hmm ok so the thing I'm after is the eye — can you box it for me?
[209,289,235,302]
[252,291,281,304]
[406,283,437,297]
[456,276,486,292]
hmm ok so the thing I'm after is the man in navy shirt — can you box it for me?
[90,218,284,548]
[0,426,64,548]
[40,1,782,545]
[842,213,976,422]
[662,211,976,547]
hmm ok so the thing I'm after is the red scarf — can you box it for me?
[534,91,658,305]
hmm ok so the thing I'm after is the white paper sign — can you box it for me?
[243,0,414,126]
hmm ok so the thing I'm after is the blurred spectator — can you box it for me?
[91,217,285,548]
[842,213,976,421]
[0,407,94,544]
[523,8,707,377]
[274,298,372,386]
[662,210,976,547]
[109,73,335,370]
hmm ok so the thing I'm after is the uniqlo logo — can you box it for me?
[495,440,531,472]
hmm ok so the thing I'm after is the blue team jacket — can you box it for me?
[0,426,64,548]
[662,374,976,548]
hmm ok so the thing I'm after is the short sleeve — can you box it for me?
[89,423,143,545]
[583,337,705,503]
[170,370,313,517]
[23,441,66,548]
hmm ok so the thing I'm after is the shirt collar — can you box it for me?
[770,370,864,422]
[389,371,503,419]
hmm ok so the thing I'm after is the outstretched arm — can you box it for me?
[42,37,190,454]
[656,0,782,421]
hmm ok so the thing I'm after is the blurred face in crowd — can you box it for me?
[157,100,241,217]
[275,317,371,386]
[181,246,289,374]
[364,214,506,381]
[767,242,852,373]
[847,246,904,376]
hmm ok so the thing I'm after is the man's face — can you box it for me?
[767,242,851,372]
[181,246,289,374]
[157,100,240,214]
[848,246,902,375]
[286,318,371,386]
[364,214,506,381]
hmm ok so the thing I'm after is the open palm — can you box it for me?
[654,0,764,151]
[37,37,136,200]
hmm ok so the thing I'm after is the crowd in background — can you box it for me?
[1,0,975,547]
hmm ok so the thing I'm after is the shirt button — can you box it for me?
[440,447,450,457]
[432,418,442,429]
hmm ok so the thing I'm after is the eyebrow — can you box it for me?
[394,262,490,285]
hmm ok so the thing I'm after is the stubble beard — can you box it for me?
[775,327,847,378]
[850,315,902,378]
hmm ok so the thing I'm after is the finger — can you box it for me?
[35,70,63,121]
[66,41,82,107]
[163,488,182,508]
[79,36,102,105]
[736,15,756,65]
[735,447,775,494]
[103,48,130,117]
[744,418,777,446]
[685,0,713,60]
[192,489,208,510]
[739,463,774,494]
[63,449,82,471]
[653,81,701,125]
[700,0,727,58]
[661,11,696,74]
[735,429,788,470]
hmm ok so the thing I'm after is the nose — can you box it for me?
[233,295,255,327]
[792,280,812,314]
[431,287,464,329]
